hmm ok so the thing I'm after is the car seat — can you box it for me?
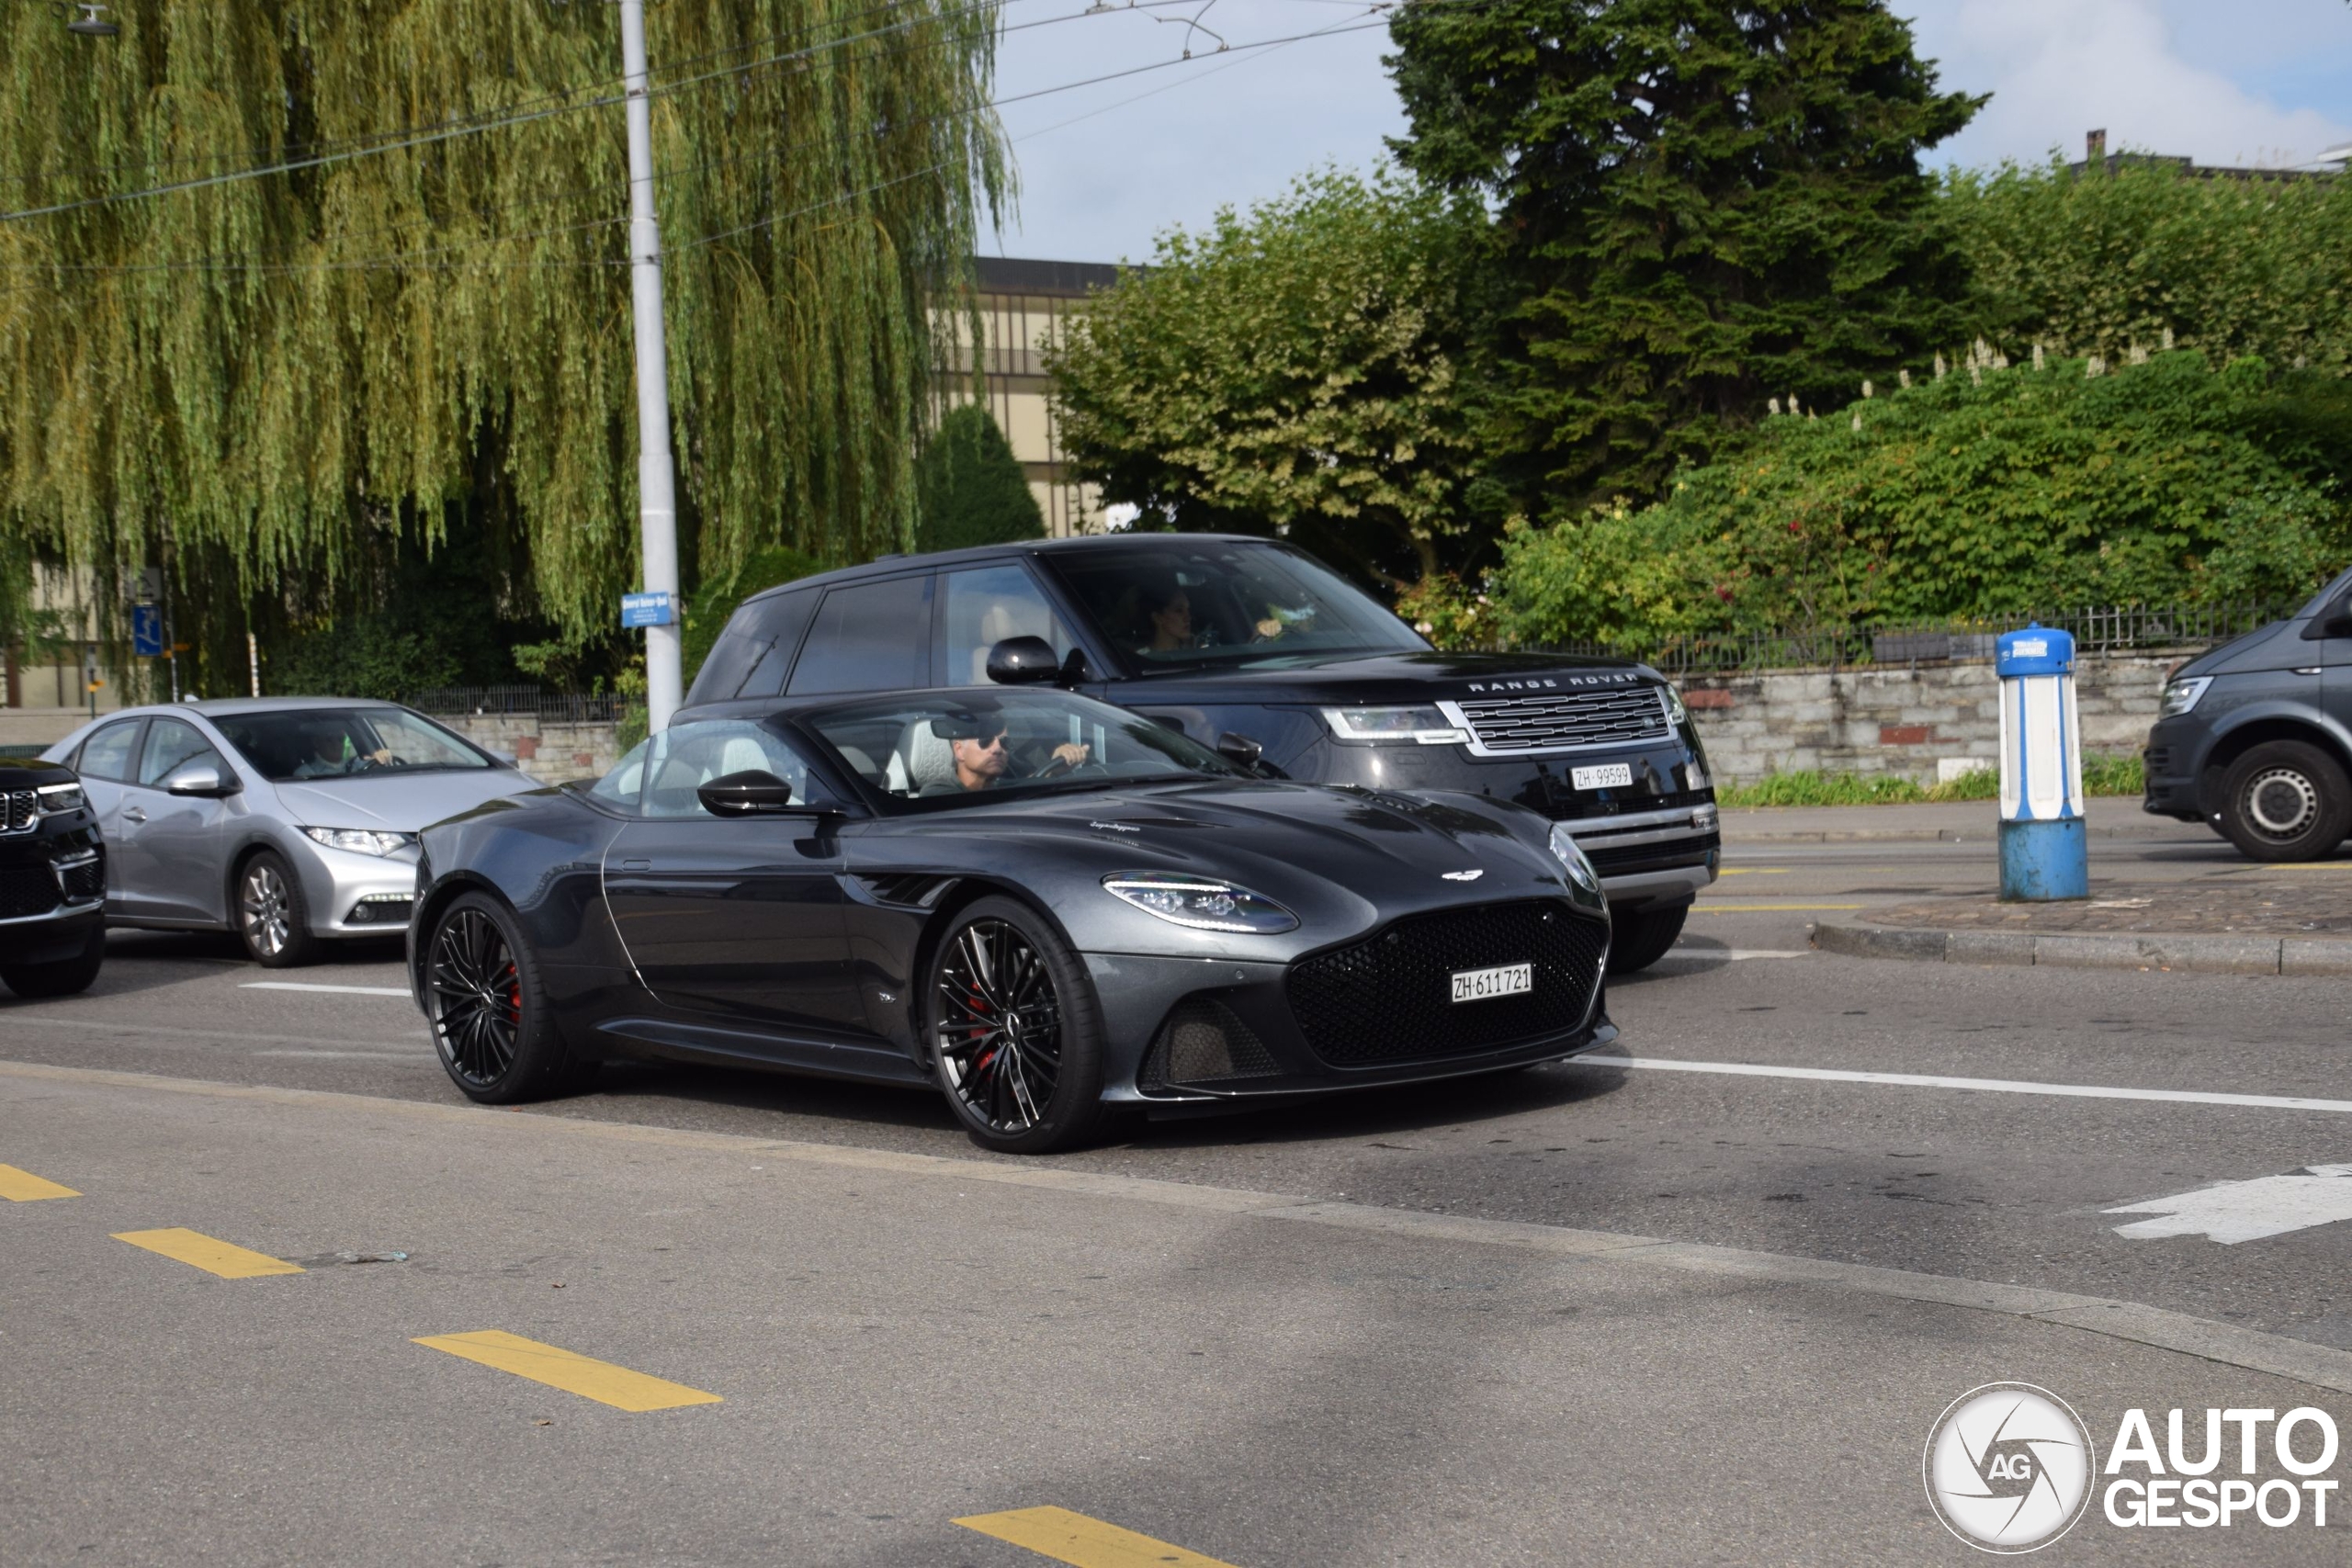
[886,719,962,795]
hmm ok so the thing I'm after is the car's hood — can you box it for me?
[271,769,541,832]
[1112,649,1657,705]
[2166,619,2306,680]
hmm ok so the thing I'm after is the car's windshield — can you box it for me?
[1046,540,1429,672]
[211,708,491,783]
[801,689,1242,808]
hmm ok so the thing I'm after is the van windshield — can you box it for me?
[1046,541,1428,673]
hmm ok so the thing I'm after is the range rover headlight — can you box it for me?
[1547,822,1608,908]
[302,826,414,858]
[1662,685,1690,726]
[34,782,85,817]
[1320,705,1467,745]
[2157,676,2211,718]
[1102,874,1298,934]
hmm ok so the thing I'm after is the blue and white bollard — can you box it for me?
[1997,622,2088,900]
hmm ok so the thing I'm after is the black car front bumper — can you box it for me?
[0,818,106,962]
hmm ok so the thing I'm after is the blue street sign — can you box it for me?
[130,602,164,658]
[620,591,673,629]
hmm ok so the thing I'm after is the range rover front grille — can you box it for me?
[1285,900,1605,1066]
[2,790,35,833]
[1448,686,1670,753]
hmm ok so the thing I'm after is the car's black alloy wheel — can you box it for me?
[238,850,319,967]
[928,896,1106,1154]
[2217,740,2352,863]
[424,891,594,1103]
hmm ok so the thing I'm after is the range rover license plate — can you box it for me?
[1572,762,1634,790]
[1451,963,1532,1003]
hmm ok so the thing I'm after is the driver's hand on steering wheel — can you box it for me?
[1047,741,1091,770]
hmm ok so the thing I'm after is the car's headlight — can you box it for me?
[34,782,85,817]
[1321,705,1467,744]
[1102,874,1298,933]
[1547,823,1608,909]
[2158,676,2212,718]
[301,826,414,858]
[1662,685,1690,726]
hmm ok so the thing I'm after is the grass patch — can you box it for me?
[1715,754,2142,808]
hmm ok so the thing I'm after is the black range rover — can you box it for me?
[0,757,107,998]
[682,535,1718,970]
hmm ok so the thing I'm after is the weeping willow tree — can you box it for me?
[0,0,1007,684]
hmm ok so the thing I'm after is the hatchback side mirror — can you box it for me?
[164,762,238,797]
[697,770,800,816]
[986,636,1062,685]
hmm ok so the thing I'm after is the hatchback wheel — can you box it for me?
[424,892,594,1103]
[238,851,320,967]
[2217,741,2352,863]
[927,897,1108,1155]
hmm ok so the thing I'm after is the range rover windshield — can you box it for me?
[802,690,1242,810]
[1046,540,1428,672]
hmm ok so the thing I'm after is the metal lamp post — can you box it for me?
[618,0,684,734]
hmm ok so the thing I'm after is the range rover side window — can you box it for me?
[75,720,142,781]
[733,589,821,699]
[940,565,1075,686]
[786,576,933,696]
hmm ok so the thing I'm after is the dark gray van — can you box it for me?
[681,535,1720,971]
[2145,566,2352,860]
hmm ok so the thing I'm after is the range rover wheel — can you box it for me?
[2217,741,2352,863]
[1605,902,1688,975]
[927,896,1108,1155]
[238,851,321,967]
[424,892,594,1103]
[0,924,106,998]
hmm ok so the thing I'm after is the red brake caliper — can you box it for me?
[968,983,995,1074]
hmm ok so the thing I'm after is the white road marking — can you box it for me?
[240,982,412,998]
[1573,1055,2352,1115]
[2107,1165,2352,1244]
[1658,949,1811,962]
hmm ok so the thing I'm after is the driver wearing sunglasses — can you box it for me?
[942,717,1091,792]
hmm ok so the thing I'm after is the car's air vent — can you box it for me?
[0,867,62,919]
[1139,998,1282,1089]
[57,858,105,905]
[1,790,36,833]
[853,874,953,908]
[1449,687,1671,754]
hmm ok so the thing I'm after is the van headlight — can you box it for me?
[1102,874,1298,933]
[1321,705,1467,744]
[2157,676,2211,717]
[1547,823,1608,909]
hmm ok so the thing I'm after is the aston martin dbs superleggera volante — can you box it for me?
[407,684,1616,1153]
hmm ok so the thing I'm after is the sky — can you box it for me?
[984,0,2352,265]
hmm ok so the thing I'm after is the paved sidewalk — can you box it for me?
[1720,797,2198,842]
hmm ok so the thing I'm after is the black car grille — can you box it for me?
[1585,830,1720,877]
[0,866,62,920]
[1455,687,1669,753]
[2,790,35,833]
[2143,747,2172,776]
[59,858,104,904]
[1286,900,1606,1066]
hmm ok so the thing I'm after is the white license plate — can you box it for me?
[1451,963,1532,1003]
[1572,762,1634,790]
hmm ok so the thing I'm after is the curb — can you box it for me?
[1812,921,2352,976]
[1727,823,2181,844]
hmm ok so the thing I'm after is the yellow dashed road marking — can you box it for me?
[1691,902,1866,912]
[414,1330,723,1412]
[956,1506,1243,1568]
[0,1163,79,1201]
[113,1227,304,1279]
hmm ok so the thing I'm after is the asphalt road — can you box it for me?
[6,801,2352,1563]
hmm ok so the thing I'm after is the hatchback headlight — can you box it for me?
[1321,705,1467,744]
[34,782,85,817]
[1102,874,1298,933]
[1547,823,1608,909]
[2157,676,2211,718]
[301,826,413,858]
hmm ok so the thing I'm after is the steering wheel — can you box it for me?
[1033,753,1107,782]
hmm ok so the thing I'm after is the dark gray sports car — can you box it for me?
[408,684,1616,1153]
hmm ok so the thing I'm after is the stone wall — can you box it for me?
[1681,652,2171,785]
[430,715,624,785]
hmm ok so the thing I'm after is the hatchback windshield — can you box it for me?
[212,708,491,783]
[802,690,1240,807]
[1046,540,1428,672]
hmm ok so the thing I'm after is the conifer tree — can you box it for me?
[1386,0,1980,514]
[915,403,1044,553]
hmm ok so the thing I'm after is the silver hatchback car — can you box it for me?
[42,698,541,965]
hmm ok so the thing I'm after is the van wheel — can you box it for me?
[2217,741,2352,862]
[1606,903,1688,975]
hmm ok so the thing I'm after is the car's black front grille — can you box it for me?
[1,790,35,833]
[1585,830,1719,877]
[1454,687,1669,753]
[2144,747,2171,776]
[58,858,104,904]
[0,867,62,920]
[1286,900,1606,1066]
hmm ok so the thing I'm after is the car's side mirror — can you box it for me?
[697,770,807,817]
[1216,731,1265,771]
[986,636,1062,685]
[164,762,238,797]
[2302,596,2352,639]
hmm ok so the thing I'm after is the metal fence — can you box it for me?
[403,686,629,722]
[1535,601,2296,678]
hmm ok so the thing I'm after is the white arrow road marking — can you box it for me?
[2107,1166,2352,1244]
